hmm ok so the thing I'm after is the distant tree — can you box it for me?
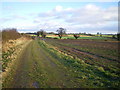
[56,27,66,39]
[97,32,99,36]
[37,31,40,37]
[20,33,25,36]
[73,34,80,39]
[100,33,102,37]
[83,32,86,35]
[37,29,46,38]
[112,35,116,39]
[49,32,54,34]
[117,33,120,41]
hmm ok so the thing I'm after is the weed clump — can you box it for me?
[97,67,105,72]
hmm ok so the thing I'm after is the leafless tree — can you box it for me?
[37,29,46,38]
[73,34,80,39]
[56,28,66,39]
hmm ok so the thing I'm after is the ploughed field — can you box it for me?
[45,39,119,70]
[44,38,119,87]
[3,38,119,88]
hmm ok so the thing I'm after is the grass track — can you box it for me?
[3,40,78,88]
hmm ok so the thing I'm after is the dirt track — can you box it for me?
[3,40,77,88]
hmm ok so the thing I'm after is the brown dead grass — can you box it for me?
[2,37,32,82]
[2,37,30,52]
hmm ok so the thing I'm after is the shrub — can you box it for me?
[2,28,21,42]
[53,38,58,39]
[117,33,120,41]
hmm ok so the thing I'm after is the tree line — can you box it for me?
[1,28,120,41]
[36,27,120,40]
[37,27,80,39]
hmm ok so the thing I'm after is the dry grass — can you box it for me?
[2,37,32,80]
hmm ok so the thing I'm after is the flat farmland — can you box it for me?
[46,34,115,40]
[3,38,119,88]
[2,2,119,89]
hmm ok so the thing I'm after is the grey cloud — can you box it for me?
[65,6,118,24]
[33,4,118,34]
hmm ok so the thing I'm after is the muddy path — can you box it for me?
[3,40,78,88]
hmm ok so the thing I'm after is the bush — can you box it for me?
[117,33,120,41]
[53,38,58,39]
[2,28,21,42]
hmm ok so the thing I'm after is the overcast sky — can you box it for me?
[0,1,118,34]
